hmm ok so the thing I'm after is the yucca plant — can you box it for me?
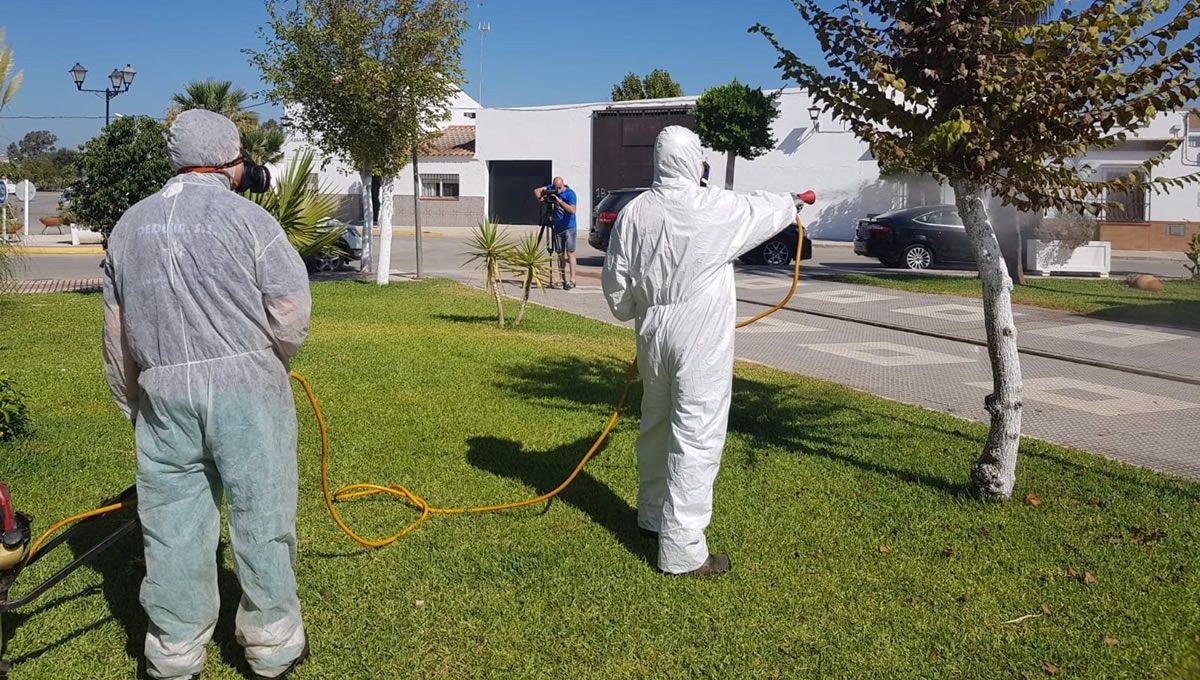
[250,150,344,259]
[504,231,553,327]
[464,221,513,328]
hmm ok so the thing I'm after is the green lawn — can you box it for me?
[818,272,1200,328]
[1,280,1198,679]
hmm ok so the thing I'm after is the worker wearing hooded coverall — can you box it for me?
[601,126,802,575]
[102,109,310,679]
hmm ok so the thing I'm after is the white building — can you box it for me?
[289,88,1199,250]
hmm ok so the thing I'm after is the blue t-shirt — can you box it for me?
[545,184,577,231]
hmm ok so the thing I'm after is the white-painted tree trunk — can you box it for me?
[358,167,375,273]
[952,179,1023,500]
[374,174,396,285]
[724,150,736,190]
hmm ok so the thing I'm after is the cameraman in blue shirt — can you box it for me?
[533,176,578,289]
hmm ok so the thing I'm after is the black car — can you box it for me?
[853,205,971,270]
[589,187,812,266]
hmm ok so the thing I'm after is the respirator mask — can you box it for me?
[178,150,271,194]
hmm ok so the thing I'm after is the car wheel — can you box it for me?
[903,244,934,270]
[308,252,343,273]
[760,239,794,266]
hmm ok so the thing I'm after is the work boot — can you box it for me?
[254,638,310,679]
[676,554,731,578]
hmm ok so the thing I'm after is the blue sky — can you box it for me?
[0,1,819,150]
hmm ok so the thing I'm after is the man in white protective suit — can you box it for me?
[102,109,310,679]
[601,125,808,576]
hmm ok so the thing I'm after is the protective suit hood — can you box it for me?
[652,126,704,188]
[167,109,242,172]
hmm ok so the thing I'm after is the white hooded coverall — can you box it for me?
[601,126,797,573]
[102,110,310,679]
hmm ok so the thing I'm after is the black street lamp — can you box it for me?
[69,62,137,126]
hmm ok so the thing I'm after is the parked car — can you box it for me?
[588,188,812,266]
[853,205,972,270]
[304,219,364,273]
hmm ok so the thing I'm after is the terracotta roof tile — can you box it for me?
[423,125,476,157]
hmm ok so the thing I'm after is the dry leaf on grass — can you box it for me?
[1103,636,1119,646]
[1043,661,1059,674]
[1025,493,1043,507]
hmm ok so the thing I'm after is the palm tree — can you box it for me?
[0,29,21,113]
[169,80,258,130]
[464,221,513,328]
[504,231,552,326]
[249,150,344,258]
[240,125,285,165]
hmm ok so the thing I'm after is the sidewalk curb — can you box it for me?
[10,246,105,255]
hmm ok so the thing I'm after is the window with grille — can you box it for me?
[1098,167,1150,222]
[420,173,460,198]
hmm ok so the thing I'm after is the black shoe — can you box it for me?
[638,526,659,539]
[672,554,731,578]
[254,639,309,679]
[564,281,576,290]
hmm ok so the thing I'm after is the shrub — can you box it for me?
[0,373,30,441]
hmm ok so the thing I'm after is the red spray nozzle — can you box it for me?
[0,483,14,533]
[796,190,816,205]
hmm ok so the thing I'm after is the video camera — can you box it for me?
[540,186,560,204]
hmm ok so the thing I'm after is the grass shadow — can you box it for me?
[499,355,975,499]
[465,435,656,565]
[434,313,504,325]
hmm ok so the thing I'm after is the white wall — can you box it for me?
[1081,111,1200,222]
[476,89,892,239]
[394,157,487,197]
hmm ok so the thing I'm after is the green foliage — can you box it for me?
[464,220,512,326]
[169,80,258,130]
[752,0,1200,214]
[66,116,172,239]
[1185,233,1200,281]
[611,68,683,101]
[504,230,553,326]
[250,0,469,176]
[240,125,286,165]
[1,148,80,191]
[0,373,30,442]
[6,130,56,162]
[0,28,21,112]
[0,238,18,282]
[249,150,344,258]
[692,79,781,159]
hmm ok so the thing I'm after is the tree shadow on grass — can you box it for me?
[5,508,257,677]
[464,435,656,565]
[498,355,976,501]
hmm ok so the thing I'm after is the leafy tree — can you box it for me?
[0,28,21,112]
[753,0,1200,500]
[251,0,469,285]
[692,79,780,189]
[249,149,344,257]
[6,130,56,162]
[67,116,172,241]
[168,80,259,130]
[643,68,683,99]
[611,69,683,101]
[8,148,79,190]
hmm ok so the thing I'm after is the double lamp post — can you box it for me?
[68,63,136,126]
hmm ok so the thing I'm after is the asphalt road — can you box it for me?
[12,229,1189,281]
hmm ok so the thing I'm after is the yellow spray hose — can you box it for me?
[22,220,805,557]
[294,220,807,550]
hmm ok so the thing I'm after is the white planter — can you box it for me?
[70,226,104,246]
[1026,239,1111,278]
